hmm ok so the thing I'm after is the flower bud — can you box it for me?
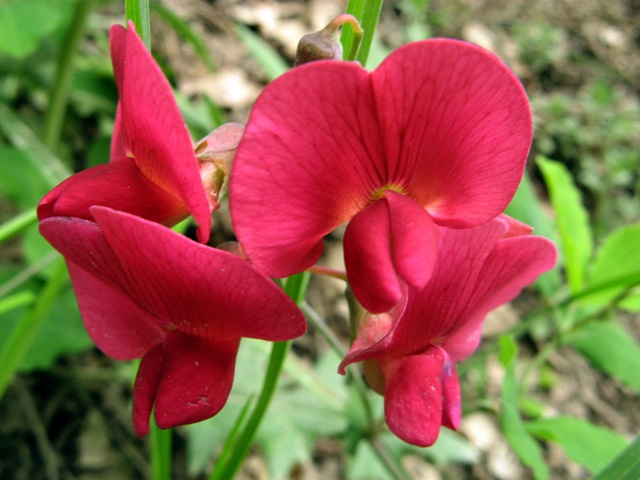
[195,122,244,209]
[294,14,362,66]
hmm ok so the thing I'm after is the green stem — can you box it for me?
[370,436,410,480]
[0,252,58,299]
[509,270,640,338]
[0,209,38,244]
[0,259,68,400]
[151,420,172,480]
[0,103,69,186]
[43,0,93,151]
[306,265,348,282]
[0,291,36,316]
[209,272,310,480]
[340,0,384,67]
[125,0,151,50]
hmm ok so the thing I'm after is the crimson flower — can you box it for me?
[38,23,213,243]
[337,217,557,447]
[230,39,532,313]
[39,207,306,436]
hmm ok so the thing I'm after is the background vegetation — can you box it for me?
[0,0,638,478]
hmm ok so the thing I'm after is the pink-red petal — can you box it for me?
[371,39,532,227]
[67,262,164,360]
[230,60,381,277]
[37,161,188,225]
[91,207,306,341]
[344,193,438,314]
[443,233,557,361]
[39,215,129,287]
[386,219,509,355]
[132,343,164,437]
[153,331,240,431]
[386,191,438,290]
[110,24,212,242]
[231,39,532,277]
[440,349,462,430]
[382,348,446,447]
[344,198,401,314]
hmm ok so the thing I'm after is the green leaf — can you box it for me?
[499,335,549,480]
[0,283,93,372]
[349,439,391,480]
[0,0,75,58]
[565,321,640,393]
[593,435,640,480]
[526,416,628,473]
[584,223,640,310]
[0,103,71,187]
[398,429,480,466]
[537,155,592,293]
[0,260,68,398]
[0,147,54,208]
[505,172,561,298]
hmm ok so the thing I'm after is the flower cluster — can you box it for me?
[38,23,306,437]
[38,21,556,446]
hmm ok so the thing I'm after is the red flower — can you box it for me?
[38,23,213,243]
[338,217,556,447]
[39,207,306,436]
[230,39,532,312]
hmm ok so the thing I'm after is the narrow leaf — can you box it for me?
[565,321,640,393]
[593,435,640,480]
[526,416,628,473]
[505,173,561,298]
[0,260,68,399]
[0,103,70,187]
[537,155,592,293]
[584,222,640,310]
[0,0,75,58]
[499,335,549,480]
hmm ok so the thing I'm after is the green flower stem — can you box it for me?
[306,265,348,281]
[510,270,640,339]
[340,0,384,67]
[0,209,38,244]
[0,253,59,300]
[371,436,411,480]
[0,103,69,186]
[0,259,68,400]
[43,0,93,151]
[125,0,151,50]
[0,291,36,316]
[209,272,310,480]
[151,420,172,480]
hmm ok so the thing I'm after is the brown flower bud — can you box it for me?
[294,14,362,67]
[195,122,244,208]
